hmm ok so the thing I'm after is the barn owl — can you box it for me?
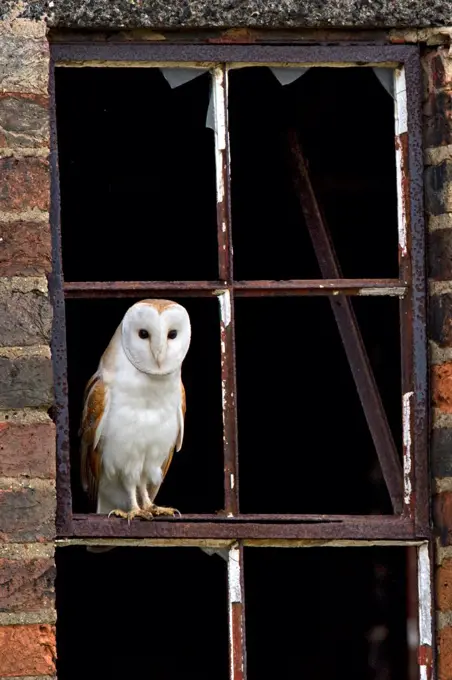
[79,299,191,522]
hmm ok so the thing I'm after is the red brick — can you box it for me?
[0,220,51,276]
[433,363,452,413]
[0,623,55,676]
[0,420,55,478]
[439,626,452,680]
[0,157,49,212]
[0,558,55,612]
[437,559,452,610]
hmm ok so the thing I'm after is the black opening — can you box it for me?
[235,296,402,514]
[229,66,398,281]
[56,546,229,680]
[55,67,218,282]
[244,546,410,680]
[65,297,224,514]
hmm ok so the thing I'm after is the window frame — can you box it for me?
[49,42,428,543]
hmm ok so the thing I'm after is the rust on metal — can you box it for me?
[228,543,247,680]
[64,279,406,298]
[213,64,240,516]
[49,57,73,536]
[69,513,425,539]
[288,128,404,515]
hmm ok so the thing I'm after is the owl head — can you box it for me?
[121,299,191,376]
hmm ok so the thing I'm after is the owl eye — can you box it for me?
[168,330,178,340]
[138,329,149,339]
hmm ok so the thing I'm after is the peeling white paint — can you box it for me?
[219,289,231,328]
[228,545,242,604]
[394,68,408,135]
[403,391,413,506]
[394,67,408,258]
[418,543,433,646]
[222,379,227,412]
[222,221,227,233]
[230,473,235,490]
[395,142,408,258]
[213,67,226,204]
[357,287,406,297]
[420,665,428,680]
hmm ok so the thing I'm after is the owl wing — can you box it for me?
[79,371,110,507]
[148,380,186,501]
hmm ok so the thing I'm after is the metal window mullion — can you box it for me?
[228,542,247,680]
[213,64,240,515]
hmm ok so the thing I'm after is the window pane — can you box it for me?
[229,66,398,280]
[244,547,410,680]
[56,547,229,680]
[55,67,218,281]
[234,296,402,514]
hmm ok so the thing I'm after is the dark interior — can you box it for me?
[56,65,401,516]
[56,545,411,680]
[244,546,410,680]
[55,67,218,282]
[228,66,398,280]
[56,546,229,680]
[235,295,401,515]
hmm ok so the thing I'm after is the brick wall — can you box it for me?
[424,44,452,680]
[0,10,56,680]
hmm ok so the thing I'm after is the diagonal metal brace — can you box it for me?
[288,129,403,514]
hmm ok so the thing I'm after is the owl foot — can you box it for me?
[107,508,149,524]
[142,503,181,519]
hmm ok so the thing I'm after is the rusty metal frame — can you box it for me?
[49,43,428,550]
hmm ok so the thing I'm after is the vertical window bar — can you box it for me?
[213,64,232,282]
[394,65,415,520]
[228,542,247,680]
[49,60,73,535]
[416,543,433,680]
[213,65,240,515]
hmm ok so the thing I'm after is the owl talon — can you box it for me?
[107,508,145,524]
[143,504,181,518]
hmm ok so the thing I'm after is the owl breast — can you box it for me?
[100,369,180,491]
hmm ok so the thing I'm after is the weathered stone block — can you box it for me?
[6,0,452,29]
[432,428,452,477]
[0,94,49,148]
[0,479,55,542]
[0,419,56,478]
[0,348,53,409]
[0,30,48,95]
[0,558,55,613]
[0,220,51,276]
[0,158,49,212]
[0,278,52,346]
[425,160,452,215]
[429,228,452,278]
[0,624,55,676]
[430,294,452,347]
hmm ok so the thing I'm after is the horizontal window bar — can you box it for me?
[63,279,407,298]
[68,513,425,540]
[51,43,417,67]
